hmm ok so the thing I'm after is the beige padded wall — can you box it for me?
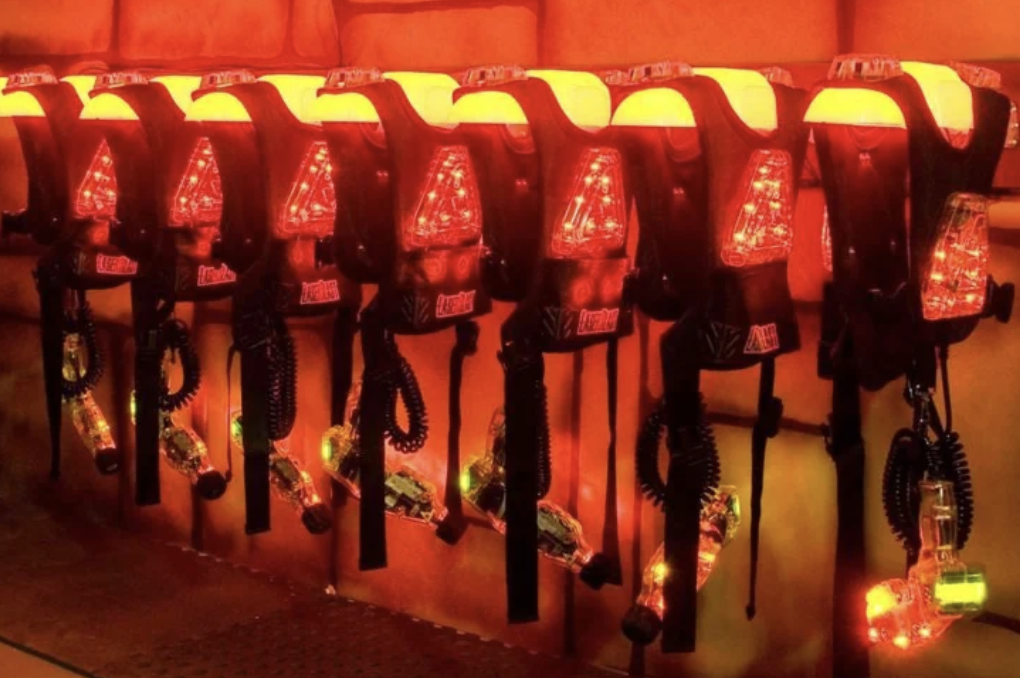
[2,2,1020,677]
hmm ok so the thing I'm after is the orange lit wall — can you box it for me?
[2,2,1020,678]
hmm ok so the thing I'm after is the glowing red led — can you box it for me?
[279,141,336,239]
[170,137,223,227]
[406,145,481,250]
[722,150,794,267]
[922,194,989,320]
[75,139,118,220]
[553,148,626,259]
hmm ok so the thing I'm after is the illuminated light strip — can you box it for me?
[308,91,381,124]
[81,92,140,121]
[60,75,98,104]
[610,88,695,127]
[151,75,203,114]
[448,91,528,125]
[0,90,46,117]
[902,61,973,133]
[693,67,778,131]
[258,74,326,125]
[384,71,459,127]
[186,92,252,122]
[526,69,611,130]
[805,88,907,128]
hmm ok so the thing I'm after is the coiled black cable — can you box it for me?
[381,334,429,454]
[882,428,925,556]
[159,318,202,413]
[939,430,974,550]
[636,397,720,511]
[60,303,103,398]
[267,320,298,442]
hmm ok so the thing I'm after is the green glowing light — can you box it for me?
[459,469,472,494]
[934,577,987,608]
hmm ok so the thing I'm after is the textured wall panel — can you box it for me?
[340,3,538,69]
[543,0,838,67]
[120,0,290,60]
[855,0,1020,61]
[0,0,113,56]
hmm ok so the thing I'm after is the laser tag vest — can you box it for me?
[488,72,635,352]
[810,64,1011,389]
[317,72,490,334]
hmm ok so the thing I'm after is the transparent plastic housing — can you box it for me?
[324,67,385,90]
[866,480,987,650]
[828,54,904,82]
[552,147,626,258]
[96,71,147,89]
[608,61,693,86]
[278,141,336,239]
[461,65,528,87]
[460,407,597,573]
[405,145,482,251]
[200,70,256,90]
[75,139,118,220]
[320,382,451,529]
[130,391,220,487]
[63,334,116,461]
[759,67,794,87]
[6,71,58,88]
[722,149,794,267]
[631,488,741,618]
[949,62,1018,149]
[170,137,223,228]
[229,411,328,520]
[921,193,989,321]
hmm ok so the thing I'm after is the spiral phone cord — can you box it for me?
[61,303,104,398]
[267,320,298,442]
[381,334,429,454]
[159,318,202,413]
[636,396,721,511]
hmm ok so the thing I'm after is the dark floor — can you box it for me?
[0,500,619,678]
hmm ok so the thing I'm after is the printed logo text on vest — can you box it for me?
[96,254,138,276]
[300,279,341,305]
[197,264,237,287]
[577,308,619,336]
[744,323,779,354]
[436,290,476,318]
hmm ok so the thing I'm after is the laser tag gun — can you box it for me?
[321,381,459,538]
[806,57,1015,674]
[460,406,614,586]
[865,480,986,651]
[229,411,331,533]
[129,391,222,494]
[78,72,229,503]
[608,62,807,651]
[188,71,362,535]
[449,67,633,623]
[311,69,492,567]
[623,486,740,645]
[0,70,135,478]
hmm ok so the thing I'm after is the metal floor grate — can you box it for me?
[0,500,617,678]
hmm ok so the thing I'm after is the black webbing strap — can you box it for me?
[240,339,271,534]
[131,278,163,506]
[600,337,623,586]
[659,316,703,653]
[502,335,542,623]
[746,357,781,620]
[829,334,870,678]
[358,300,389,570]
[331,306,358,427]
[35,260,64,480]
[443,320,480,536]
